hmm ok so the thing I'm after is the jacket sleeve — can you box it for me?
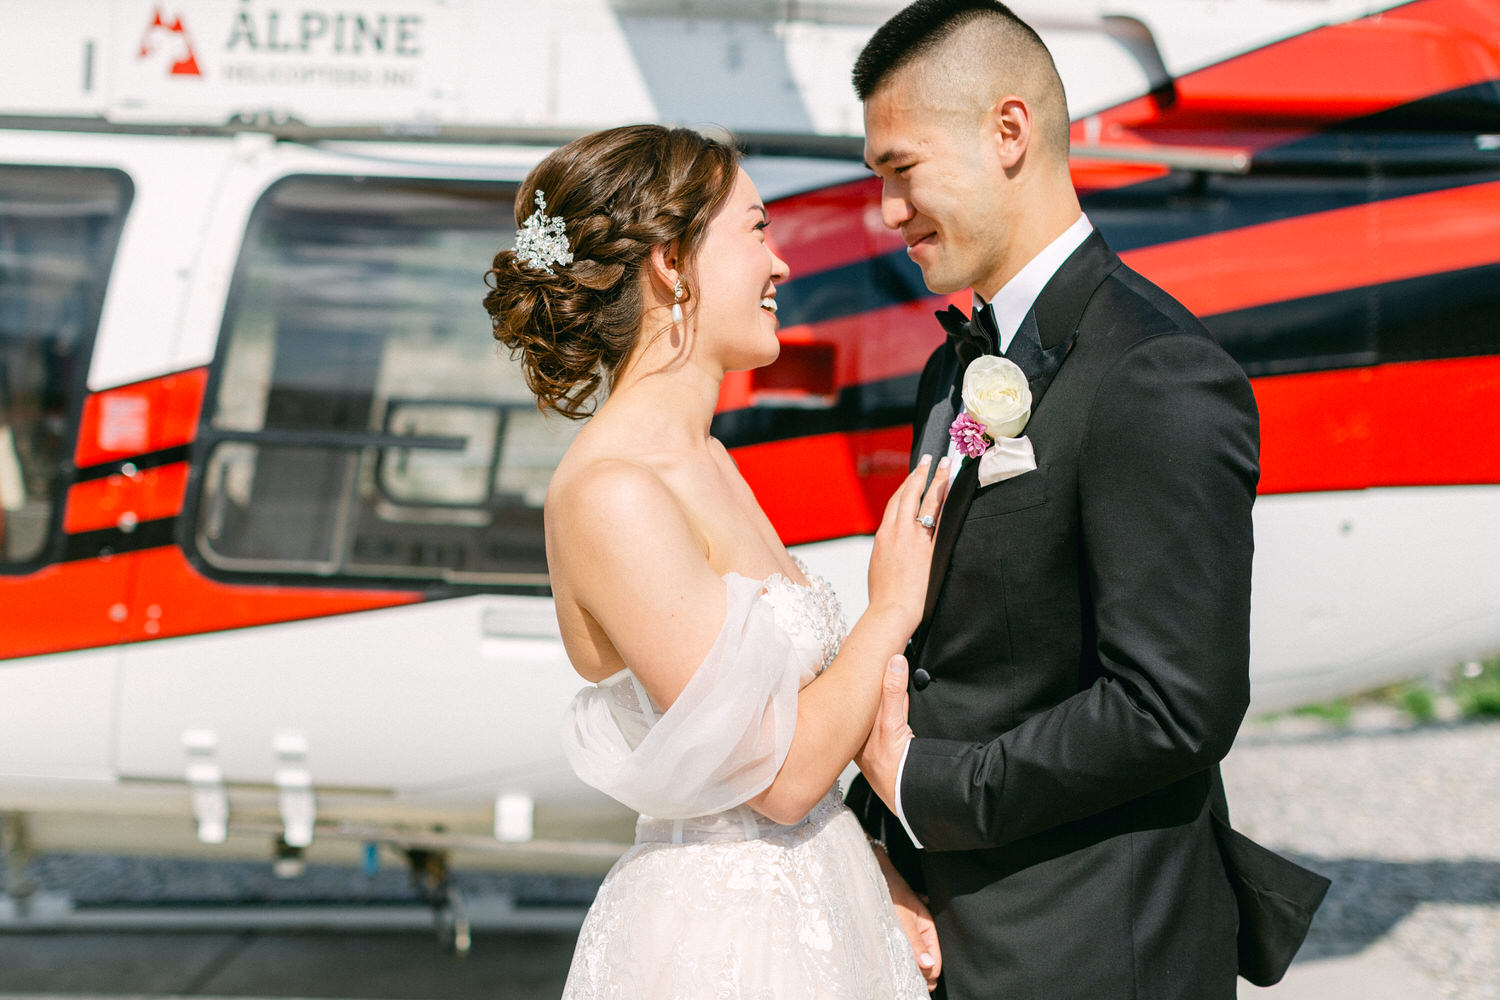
[900,332,1260,851]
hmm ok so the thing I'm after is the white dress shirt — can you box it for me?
[893,212,1094,850]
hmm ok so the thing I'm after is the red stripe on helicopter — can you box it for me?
[1162,8,1497,124]
[1256,354,1500,495]
[749,179,1500,419]
[1121,179,1500,319]
[63,462,190,534]
[74,368,209,468]
[731,354,1500,546]
[773,0,1500,277]
[0,547,417,661]
[732,426,913,547]
[116,548,418,643]
[719,293,958,412]
[1076,0,1500,146]
[768,178,905,279]
[1067,0,1500,191]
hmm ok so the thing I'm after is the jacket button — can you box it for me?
[912,667,931,691]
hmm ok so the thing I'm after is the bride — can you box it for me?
[484,124,947,997]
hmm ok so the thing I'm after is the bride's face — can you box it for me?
[690,167,789,372]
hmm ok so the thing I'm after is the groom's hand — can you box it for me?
[857,654,913,814]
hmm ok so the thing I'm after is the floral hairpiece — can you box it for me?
[513,189,574,273]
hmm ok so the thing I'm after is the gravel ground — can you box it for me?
[1223,713,1500,999]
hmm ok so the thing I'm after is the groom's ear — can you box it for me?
[985,95,1033,173]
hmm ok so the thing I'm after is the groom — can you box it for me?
[847,3,1265,998]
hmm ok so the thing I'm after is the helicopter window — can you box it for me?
[0,166,131,567]
[194,174,578,587]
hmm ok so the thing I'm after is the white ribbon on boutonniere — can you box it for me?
[949,355,1038,488]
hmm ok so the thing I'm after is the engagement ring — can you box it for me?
[916,514,936,529]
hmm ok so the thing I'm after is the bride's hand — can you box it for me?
[867,455,951,633]
[871,842,942,992]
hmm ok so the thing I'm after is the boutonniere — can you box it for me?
[949,355,1038,487]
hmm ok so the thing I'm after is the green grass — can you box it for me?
[1454,656,1500,718]
[1275,654,1500,727]
[1396,685,1438,723]
[1290,698,1352,726]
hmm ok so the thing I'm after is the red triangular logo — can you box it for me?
[138,6,202,77]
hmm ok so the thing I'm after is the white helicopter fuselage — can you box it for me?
[1,0,1498,868]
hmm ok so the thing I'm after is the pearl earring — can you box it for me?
[671,280,684,325]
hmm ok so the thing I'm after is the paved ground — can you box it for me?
[1226,713,1500,1000]
[1242,938,1447,1000]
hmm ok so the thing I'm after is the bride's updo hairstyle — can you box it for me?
[484,125,739,418]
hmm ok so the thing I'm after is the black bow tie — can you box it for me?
[935,305,996,368]
[934,303,1074,400]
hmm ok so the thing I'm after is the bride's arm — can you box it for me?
[550,455,946,824]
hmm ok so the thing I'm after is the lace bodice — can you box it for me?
[561,559,849,844]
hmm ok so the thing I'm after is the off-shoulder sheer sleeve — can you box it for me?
[560,573,804,819]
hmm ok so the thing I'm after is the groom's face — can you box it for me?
[863,71,1009,298]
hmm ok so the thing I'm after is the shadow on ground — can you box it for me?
[1286,855,1500,961]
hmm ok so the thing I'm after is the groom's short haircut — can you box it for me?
[853,0,1070,164]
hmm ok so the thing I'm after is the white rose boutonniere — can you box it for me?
[962,355,1031,437]
[948,355,1038,487]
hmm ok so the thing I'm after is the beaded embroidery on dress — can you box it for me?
[760,559,846,674]
[559,561,927,999]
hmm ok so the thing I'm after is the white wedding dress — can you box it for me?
[559,564,929,999]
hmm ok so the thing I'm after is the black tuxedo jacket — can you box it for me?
[849,232,1260,1000]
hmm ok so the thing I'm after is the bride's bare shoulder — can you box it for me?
[546,450,707,583]
[548,452,676,524]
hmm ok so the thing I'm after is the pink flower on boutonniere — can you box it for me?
[948,355,1039,487]
[950,411,990,459]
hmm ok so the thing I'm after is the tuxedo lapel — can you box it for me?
[1007,311,1073,410]
[1031,232,1119,352]
[1002,231,1120,420]
[912,348,962,468]
[921,454,979,625]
